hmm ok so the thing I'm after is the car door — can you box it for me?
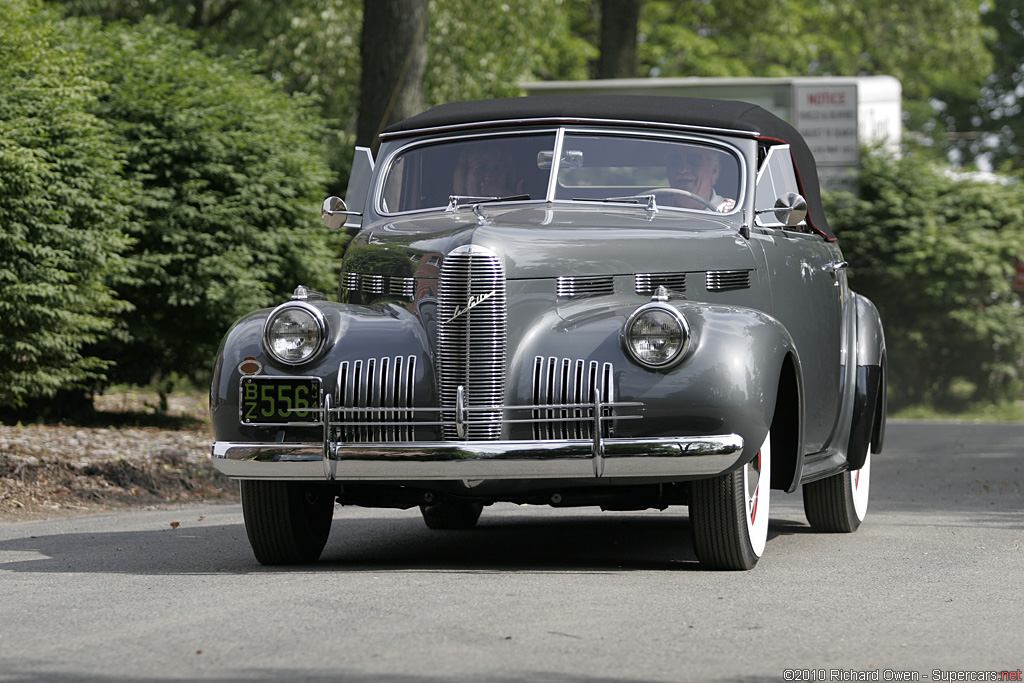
[751,144,846,453]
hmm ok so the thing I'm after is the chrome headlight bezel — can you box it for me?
[622,303,691,370]
[262,302,328,366]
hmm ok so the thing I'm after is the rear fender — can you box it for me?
[848,294,887,468]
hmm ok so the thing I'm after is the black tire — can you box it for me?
[690,431,771,570]
[803,451,871,533]
[240,480,335,565]
[419,501,484,530]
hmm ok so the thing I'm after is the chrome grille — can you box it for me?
[556,276,615,298]
[706,270,751,292]
[636,273,687,295]
[335,356,417,442]
[532,357,614,440]
[437,245,506,440]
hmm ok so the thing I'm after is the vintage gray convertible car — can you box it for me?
[210,95,886,570]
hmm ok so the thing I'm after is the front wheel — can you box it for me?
[690,431,771,570]
[240,481,336,565]
[803,450,871,532]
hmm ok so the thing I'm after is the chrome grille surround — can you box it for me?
[635,273,687,295]
[556,275,615,298]
[532,357,615,440]
[706,270,751,292]
[437,245,507,440]
[335,356,418,442]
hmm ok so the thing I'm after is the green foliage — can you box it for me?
[827,147,1024,410]
[426,0,591,104]
[635,0,993,131]
[0,0,132,408]
[67,18,339,386]
[943,1,1024,170]
[57,0,592,192]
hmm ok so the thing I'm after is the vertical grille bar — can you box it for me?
[437,245,507,440]
[531,357,615,440]
[336,356,417,443]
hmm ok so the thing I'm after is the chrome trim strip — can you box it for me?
[378,117,760,141]
[211,433,745,481]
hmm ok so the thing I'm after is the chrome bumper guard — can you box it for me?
[212,390,745,481]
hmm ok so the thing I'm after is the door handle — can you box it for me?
[822,261,848,273]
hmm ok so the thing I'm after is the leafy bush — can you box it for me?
[70,18,340,388]
[828,149,1024,410]
[2,5,340,416]
[0,0,132,409]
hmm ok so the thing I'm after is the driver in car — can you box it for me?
[664,146,736,212]
[453,143,515,198]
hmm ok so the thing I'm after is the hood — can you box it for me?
[343,204,757,281]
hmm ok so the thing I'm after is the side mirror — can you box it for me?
[772,192,808,227]
[321,196,358,230]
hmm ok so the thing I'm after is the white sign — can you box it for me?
[792,84,859,192]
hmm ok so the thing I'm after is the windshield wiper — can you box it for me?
[447,194,531,211]
[572,195,658,211]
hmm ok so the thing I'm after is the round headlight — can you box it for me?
[263,303,327,365]
[623,304,690,368]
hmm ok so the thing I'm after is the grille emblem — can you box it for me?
[443,290,496,324]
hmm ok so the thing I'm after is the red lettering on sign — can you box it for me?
[807,92,846,106]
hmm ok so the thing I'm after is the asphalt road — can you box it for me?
[1,421,1021,683]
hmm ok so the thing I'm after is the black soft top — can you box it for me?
[382,95,835,240]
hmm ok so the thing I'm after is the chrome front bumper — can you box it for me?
[211,433,745,481]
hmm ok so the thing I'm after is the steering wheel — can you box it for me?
[639,187,719,212]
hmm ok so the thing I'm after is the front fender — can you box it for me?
[509,298,801,470]
[210,301,434,443]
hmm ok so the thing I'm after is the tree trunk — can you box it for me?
[357,0,429,151]
[597,0,641,79]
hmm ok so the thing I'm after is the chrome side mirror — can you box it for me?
[772,192,807,227]
[321,196,359,230]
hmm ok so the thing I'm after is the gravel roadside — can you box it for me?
[0,392,237,521]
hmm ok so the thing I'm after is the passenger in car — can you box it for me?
[664,146,736,212]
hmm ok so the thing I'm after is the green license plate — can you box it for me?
[239,376,322,425]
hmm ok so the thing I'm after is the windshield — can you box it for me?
[379,131,741,215]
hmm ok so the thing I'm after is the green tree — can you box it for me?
[630,0,993,132]
[943,1,1024,170]
[827,147,1024,409]
[357,0,429,150]
[69,18,339,393]
[57,0,591,189]
[0,0,132,411]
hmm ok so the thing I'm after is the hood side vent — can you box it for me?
[342,272,416,300]
[706,270,751,292]
[556,276,615,298]
[636,273,687,295]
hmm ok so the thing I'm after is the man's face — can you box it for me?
[462,149,510,196]
[666,148,720,203]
